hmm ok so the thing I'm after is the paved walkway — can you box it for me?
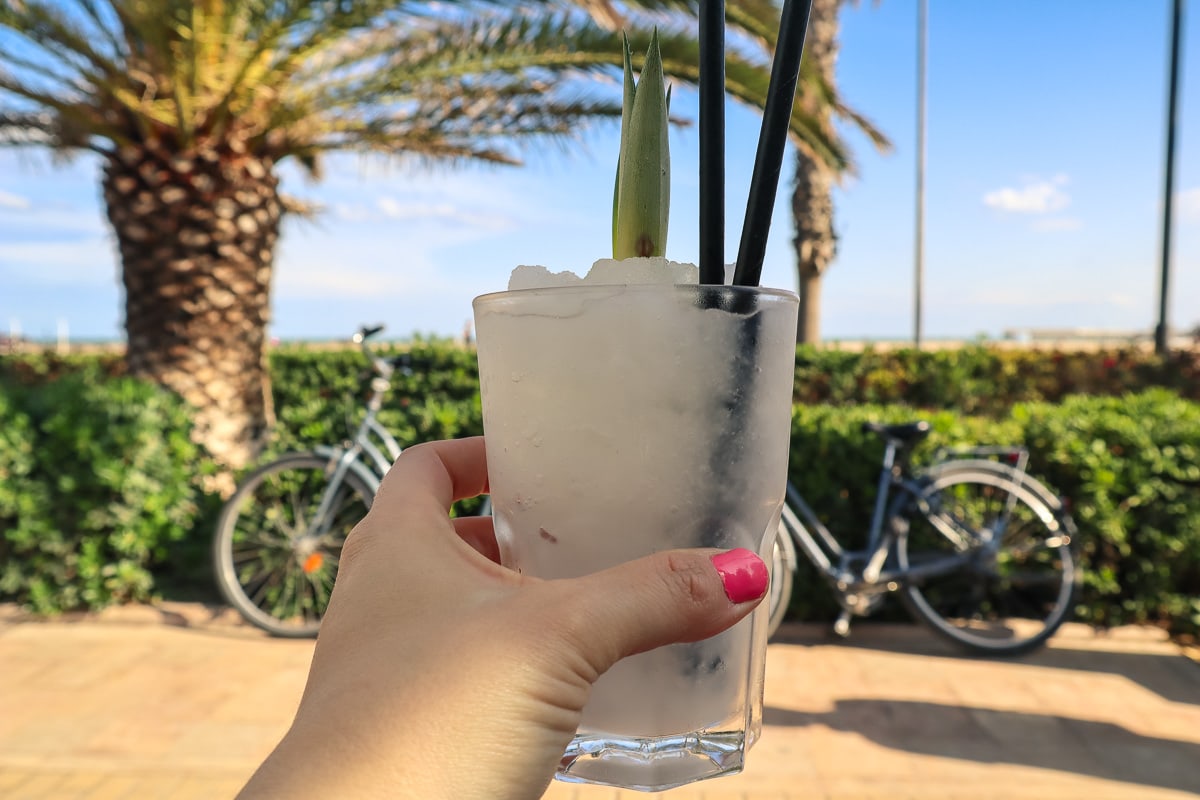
[1,603,1198,799]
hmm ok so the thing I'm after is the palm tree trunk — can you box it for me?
[791,0,842,345]
[793,150,835,344]
[102,144,280,469]
[797,264,823,344]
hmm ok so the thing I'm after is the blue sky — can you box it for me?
[1,0,1198,342]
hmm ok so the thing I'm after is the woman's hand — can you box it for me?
[240,436,767,800]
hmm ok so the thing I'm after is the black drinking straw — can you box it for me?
[698,0,726,285]
[732,0,814,287]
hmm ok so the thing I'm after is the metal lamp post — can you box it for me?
[1155,0,1185,354]
[913,0,927,348]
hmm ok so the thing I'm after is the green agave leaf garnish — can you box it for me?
[613,30,670,260]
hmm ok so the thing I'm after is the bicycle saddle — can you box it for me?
[861,420,931,443]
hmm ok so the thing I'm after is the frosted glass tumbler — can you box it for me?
[473,283,798,791]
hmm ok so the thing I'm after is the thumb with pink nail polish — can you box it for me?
[711,548,769,604]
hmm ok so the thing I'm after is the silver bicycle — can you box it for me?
[764,421,1079,655]
[216,330,1077,653]
[213,324,411,637]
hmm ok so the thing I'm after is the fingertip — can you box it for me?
[378,437,489,511]
[709,548,768,604]
[559,548,767,675]
[452,514,501,563]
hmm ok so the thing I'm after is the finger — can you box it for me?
[453,515,501,563]
[555,548,768,677]
[375,437,488,514]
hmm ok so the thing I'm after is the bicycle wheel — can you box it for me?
[766,512,797,640]
[896,469,1077,655]
[213,452,375,638]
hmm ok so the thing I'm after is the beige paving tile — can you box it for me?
[79,774,143,800]
[163,774,249,800]
[6,773,66,800]
[3,615,1200,800]
[0,770,34,791]
[51,771,107,793]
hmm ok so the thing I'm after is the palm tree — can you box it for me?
[628,1,890,343]
[0,0,874,466]
[789,0,890,343]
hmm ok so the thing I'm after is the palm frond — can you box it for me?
[836,103,890,153]
[0,1,124,86]
[0,109,53,145]
[265,11,842,168]
[619,0,889,169]
[289,82,625,167]
[600,1,781,54]
[74,0,128,59]
[725,0,790,50]
[0,108,100,151]
[0,0,885,175]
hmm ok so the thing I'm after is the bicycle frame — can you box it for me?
[779,439,981,596]
[348,393,403,481]
[307,343,406,527]
[215,323,427,638]
[934,445,1030,519]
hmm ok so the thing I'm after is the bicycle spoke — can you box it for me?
[1002,529,1066,558]
[230,545,275,567]
[289,482,314,537]
[233,516,290,546]
[287,568,306,621]
[247,566,282,610]
[214,455,375,638]
[304,565,334,613]
[272,569,295,622]
[898,469,1075,654]
[923,509,981,551]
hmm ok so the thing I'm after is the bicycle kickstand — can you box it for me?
[833,610,852,638]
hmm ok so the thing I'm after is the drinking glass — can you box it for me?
[473,283,798,791]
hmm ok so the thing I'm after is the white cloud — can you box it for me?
[1178,187,1200,223]
[0,189,30,210]
[279,261,451,299]
[324,195,517,232]
[983,174,1071,214]
[0,238,115,287]
[1105,292,1141,308]
[376,196,432,219]
[1031,216,1083,232]
[375,196,512,231]
[953,287,1144,310]
[0,205,107,235]
[331,202,375,223]
[328,194,518,233]
[273,225,462,301]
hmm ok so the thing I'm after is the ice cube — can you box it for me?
[508,265,585,291]
[584,257,698,285]
[508,259,698,290]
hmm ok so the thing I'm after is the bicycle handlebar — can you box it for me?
[356,324,385,341]
[353,324,413,384]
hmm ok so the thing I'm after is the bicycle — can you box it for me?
[216,329,1077,653]
[763,420,1079,656]
[213,324,413,637]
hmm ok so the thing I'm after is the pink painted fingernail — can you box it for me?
[711,548,768,604]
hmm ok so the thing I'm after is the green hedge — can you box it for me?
[265,342,487,517]
[793,345,1200,412]
[0,367,213,613]
[6,343,1198,411]
[1019,392,1200,631]
[267,340,483,456]
[1,345,1198,636]
[783,392,1200,634]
